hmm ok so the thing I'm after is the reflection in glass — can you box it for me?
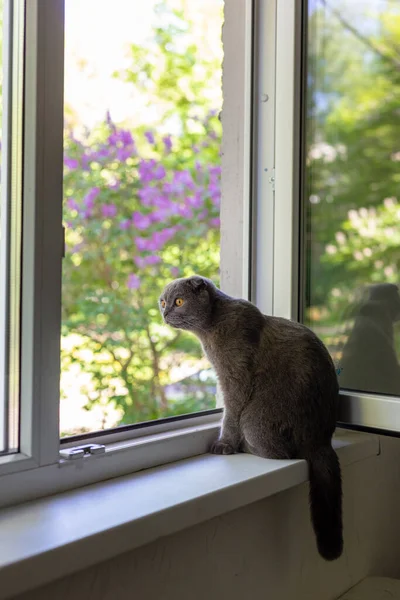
[339,284,400,395]
[61,0,223,435]
[303,0,400,396]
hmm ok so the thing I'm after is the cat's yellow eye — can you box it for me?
[175,298,184,307]
[160,299,166,309]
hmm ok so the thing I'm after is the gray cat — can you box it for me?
[159,275,343,561]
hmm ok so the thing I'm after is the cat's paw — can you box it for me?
[210,440,236,455]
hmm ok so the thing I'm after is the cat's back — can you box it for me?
[259,315,336,378]
[250,315,338,437]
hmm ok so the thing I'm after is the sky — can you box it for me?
[64,0,223,130]
[64,0,157,127]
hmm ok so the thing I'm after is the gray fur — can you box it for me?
[159,275,343,561]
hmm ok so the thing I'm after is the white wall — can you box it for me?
[12,436,400,600]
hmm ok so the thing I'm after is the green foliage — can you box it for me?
[61,2,223,434]
[306,4,400,316]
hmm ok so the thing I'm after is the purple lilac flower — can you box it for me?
[135,254,161,268]
[135,228,177,253]
[150,208,170,222]
[210,217,221,228]
[90,147,109,162]
[150,232,167,251]
[127,273,140,290]
[117,148,132,162]
[138,159,157,183]
[170,267,179,277]
[153,195,173,210]
[209,166,222,178]
[81,155,90,171]
[174,170,193,188]
[134,256,146,269]
[135,237,151,252]
[146,254,161,265]
[187,193,203,209]
[120,130,134,146]
[154,165,166,180]
[178,205,193,219]
[119,219,131,230]
[138,186,159,206]
[145,131,155,144]
[66,198,79,211]
[84,187,100,209]
[101,204,117,218]
[209,183,221,206]
[163,181,181,195]
[162,135,172,153]
[108,132,119,146]
[108,129,136,162]
[132,211,151,230]
[64,156,79,170]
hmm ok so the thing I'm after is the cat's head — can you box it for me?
[159,275,216,332]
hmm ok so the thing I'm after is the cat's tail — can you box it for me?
[307,445,343,561]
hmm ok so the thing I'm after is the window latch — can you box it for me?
[60,443,106,461]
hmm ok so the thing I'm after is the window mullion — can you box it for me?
[272,0,302,321]
[21,0,65,465]
[252,0,277,314]
[220,0,253,300]
[0,0,15,454]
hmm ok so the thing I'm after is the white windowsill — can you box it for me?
[0,429,378,600]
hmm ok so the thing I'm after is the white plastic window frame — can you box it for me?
[0,0,255,509]
[0,0,24,455]
[263,0,400,436]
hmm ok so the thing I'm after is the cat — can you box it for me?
[159,275,343,561]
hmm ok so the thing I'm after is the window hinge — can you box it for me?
[268,168,275,191]
[60,443,106,461]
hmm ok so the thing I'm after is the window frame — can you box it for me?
[0,0,64,481]
[269,0,400,436]
[0,0,255,509]
[4,0,391,510]
[0,0,27,456]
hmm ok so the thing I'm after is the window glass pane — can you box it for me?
[62,0,223,436]
[303,0,400,396]
[0,0,23,453]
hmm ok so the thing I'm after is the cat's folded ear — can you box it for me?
[189,275,207,292]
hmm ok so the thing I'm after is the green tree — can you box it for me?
[305,3,400,314]
[62,4,223,433]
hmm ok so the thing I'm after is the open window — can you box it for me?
[0,0,253,508]
[262,0,400,435]
[1,0,395,510]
